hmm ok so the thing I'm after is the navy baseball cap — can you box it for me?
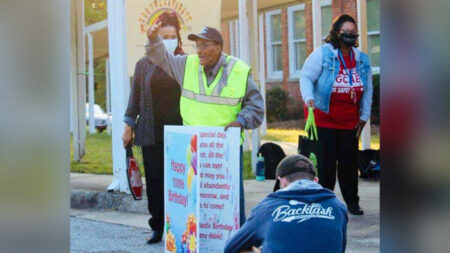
[188,27,223,46]
[276,154,317,178]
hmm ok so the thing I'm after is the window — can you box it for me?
[265,10,283,80]
[321,0,332,44]
[367,0,380,73]
[288,5,306,79]
[228,20,239,57]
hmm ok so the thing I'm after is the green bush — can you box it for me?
[287,98,304,120]
[371,74,380,125]
[266,86,288,122]
[93,58,107,111]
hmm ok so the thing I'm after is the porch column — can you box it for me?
[107,0,130,193]
[71,0,86,161]
[87,32,96,134]
[358,0,372,150]
[259,13,267,136]
[106,58,111,135]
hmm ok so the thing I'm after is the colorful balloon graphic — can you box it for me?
[187,166,194,191]
[186,144,192,167]
[190,135,197,153]
[186,134,198,193]
[191,152,197,175]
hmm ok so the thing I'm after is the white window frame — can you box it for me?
[321,0,332,44]
[287,4,306,79]
[265,9,283,80]
[368,30,380,74]
[228,20,239,57]
[367,0,380,74]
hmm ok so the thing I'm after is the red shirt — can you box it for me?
[305,50,364,129]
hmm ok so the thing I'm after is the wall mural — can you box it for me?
[138,0,193,34]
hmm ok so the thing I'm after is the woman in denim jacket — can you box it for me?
[300,15,373,215]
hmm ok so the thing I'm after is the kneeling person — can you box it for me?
[224,155,348,253]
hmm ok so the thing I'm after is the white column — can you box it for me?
[72,0,86,161]
[248,0,260,173]
[248,0,259,72]
[70,0,76,135]
[238,0,249,64]
[106,58,111,135]
[357,0,371,150]
[259,14,267,136]
[87,32,96,134]
[312,0,322,49]
[107,0,130,193]
[238,0,251,152]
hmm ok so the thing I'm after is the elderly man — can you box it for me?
[224,155,348,253]
[146,23,264,225]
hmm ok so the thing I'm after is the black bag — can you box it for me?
[298,107,319,169]
[358,149,380,181]
[275,108,319,192]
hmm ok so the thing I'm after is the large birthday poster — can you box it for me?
[164,126,240,253]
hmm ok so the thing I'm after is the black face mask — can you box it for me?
[339,33,358,47]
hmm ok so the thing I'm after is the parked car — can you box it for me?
[85,103,111,133]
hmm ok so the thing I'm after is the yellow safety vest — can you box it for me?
[180,55,250,141]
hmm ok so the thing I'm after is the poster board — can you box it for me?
[164,126,240,253]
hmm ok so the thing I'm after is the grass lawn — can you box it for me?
[71,132,255,179]
[71,128,379,179]
[262,129,380,150]
[70,132,114,175]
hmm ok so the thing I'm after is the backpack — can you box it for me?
[257,142,286,180]
[358,149,380,181]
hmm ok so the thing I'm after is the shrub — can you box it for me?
[286,97,304,120]
[266,86,288,122]
[371,74,380,125]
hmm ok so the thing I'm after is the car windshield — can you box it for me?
[86,104,105,115]
[94,105,105,115]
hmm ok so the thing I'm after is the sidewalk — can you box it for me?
[71,172,379,252]
[260,140,298,155]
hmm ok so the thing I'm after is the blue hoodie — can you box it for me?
[224,180,348,253]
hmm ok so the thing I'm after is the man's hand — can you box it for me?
[355,119,367,139]
[239,247,261,253]
[225,121,243,132]
[147,21,162,41]
[122,125,134,148]
[306,99,315,108]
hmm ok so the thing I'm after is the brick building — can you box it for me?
[221,0,380,119]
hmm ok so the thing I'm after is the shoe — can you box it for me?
[147,230,163,244]
[348,203,364,215]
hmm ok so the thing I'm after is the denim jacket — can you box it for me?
[300,43,373,122]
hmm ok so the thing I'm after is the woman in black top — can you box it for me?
[122,11,183,244]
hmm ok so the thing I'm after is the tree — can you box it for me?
[85,0,107,26]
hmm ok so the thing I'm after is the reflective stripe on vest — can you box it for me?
[181,89,243,106]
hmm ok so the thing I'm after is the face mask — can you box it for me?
[339,33,358,47]
[163,39,178,53]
